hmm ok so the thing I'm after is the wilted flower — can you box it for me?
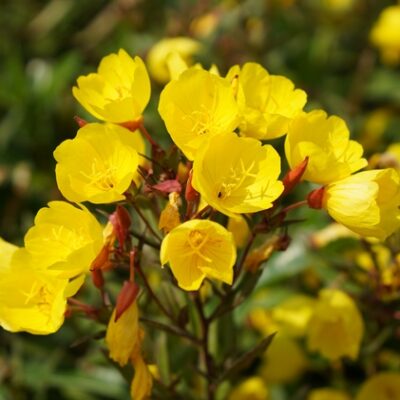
[192,132,283,217]
[106,301,142,366]
[307,289,364,360]
[285,110,367,185]
[54,123,145,204]
[73,49,150,123]
[227,62,307,140]
[323,168,400,241]
[158,67,238,160]
[160,219,236,291]
[130,354,153,400]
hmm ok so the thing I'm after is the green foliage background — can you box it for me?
[0,0,399,399]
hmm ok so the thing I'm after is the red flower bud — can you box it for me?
[119,117,143,132]
[91,245,112,271]
[307,187,325,209]
[91,269,104,289]
[282,157,309,195]
[185,169,199,202]
[74,115,88,128]
[115,281,140,322]
[110,205,131,249]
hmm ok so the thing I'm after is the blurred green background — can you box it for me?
[1,0,399,399]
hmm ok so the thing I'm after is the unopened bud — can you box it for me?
[110,205,131,249]
[91,245,112,271]
[74,115,88,128]
[185,169,199,202]
[282,157,309,195]
[115,281,140,322]
[119,117,144,132]
[91,269,104,289]
[307,187,325,209]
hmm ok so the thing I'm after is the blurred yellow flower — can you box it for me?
[249,307,278,336]
[370,6,400,65]
[359,109,391,152]
[285,110,367,185]
[307,289,364,360]
[369,143,400,170]
[323,168,400,241]
[73,49,150,123]
[310,223,358,248]
[228,377,269,400]
[308,388,351,400]
[160,219,236,291]
[147,37,201,83]
[356,372,400,400]
[54,123,145,204]
[24,201,104,279]
[158,67,238,160]
[192,132,283,217]
[260,333,307,383]
[0,245,69,335]
[356,243,399,287]
[227,62,307,140]
[270,294,315,338]
[106,301,142,366]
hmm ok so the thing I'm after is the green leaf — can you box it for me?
[217,333,276,383]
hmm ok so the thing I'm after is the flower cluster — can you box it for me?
[2,47,400,399]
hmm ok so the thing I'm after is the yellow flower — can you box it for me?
[24,201,104,279]
[0,245,69,335]
[228,377,269,400]
[370,6,400,66]
[158,67,238,160]
[307,289,364,360]
[130,354,153,400]
[260,333,307,384]
[323,169,400,241]
[192,132,283,217]
[147,37,201,83]
[227,62,306,140]
[308,388,351,400]
[106,301,142,366]
[285,110,367,185]
[73,49,150,123]
[54,123,145,204]
[356,372,400,400]
[160,219,236,291]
